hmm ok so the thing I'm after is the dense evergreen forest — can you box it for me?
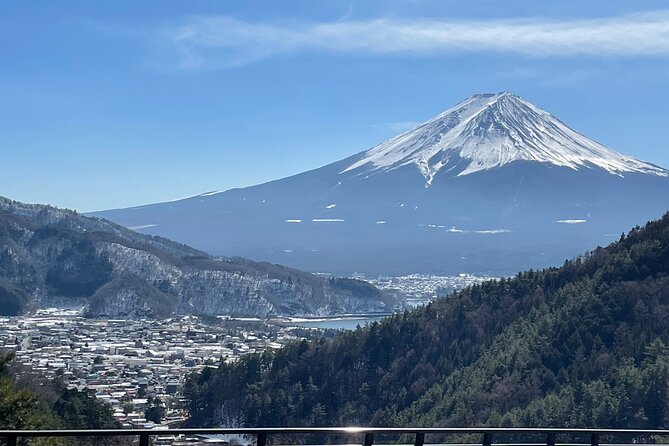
[0,353,120,445]
[186,213,669,428]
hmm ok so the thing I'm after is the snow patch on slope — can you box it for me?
[128,224,157,230]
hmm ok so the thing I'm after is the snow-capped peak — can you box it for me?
[342,92,668,184]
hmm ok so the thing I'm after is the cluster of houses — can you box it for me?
[0,304,405,444]
[0,311,292,433]
[363,273,494,306]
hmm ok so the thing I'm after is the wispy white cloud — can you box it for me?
[158,11,669,69]
[373,121,422,133]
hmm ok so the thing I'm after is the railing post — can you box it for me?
[6,434,16,446]
[591,434,600,446]
[257,432,267,446]
[483,432,493,446]
[139,432,150,446]
[547,433,556,446]
[415,432,425,446]
[364,432,375,446]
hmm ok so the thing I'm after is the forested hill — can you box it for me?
[0,353,119,443]
[186,213,669,428]
[0,196,393,318]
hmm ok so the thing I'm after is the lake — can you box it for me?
[287,315,388,330]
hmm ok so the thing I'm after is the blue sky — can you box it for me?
[2,1,669,211]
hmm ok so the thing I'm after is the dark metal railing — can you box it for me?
[1,427,669,446]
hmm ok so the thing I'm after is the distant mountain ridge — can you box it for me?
[0,196,393,318]
[92,92,669,275]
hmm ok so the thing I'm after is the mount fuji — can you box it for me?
[92,92,669,275]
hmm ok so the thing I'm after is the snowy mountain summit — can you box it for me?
[344,92,667,185]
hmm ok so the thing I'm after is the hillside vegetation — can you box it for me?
[0,354,120,445]
[186,213,669,428]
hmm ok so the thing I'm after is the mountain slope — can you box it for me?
[92,93,669,275]
[0,196,393,318]
[185,212,669,429]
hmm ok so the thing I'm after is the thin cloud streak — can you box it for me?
[373,121,422,133]
[161,11,669,69]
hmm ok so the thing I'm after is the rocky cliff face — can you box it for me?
[0,196,394,318]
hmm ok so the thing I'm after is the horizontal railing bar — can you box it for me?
[268,444,623,446]
[269,444,652,446]
[307,443,652,446]
[2,428,669,438]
